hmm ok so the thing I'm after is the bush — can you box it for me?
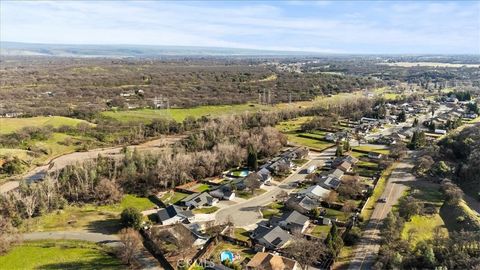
[120,207,143,229]
[456,216,465,223]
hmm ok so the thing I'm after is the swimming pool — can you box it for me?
[220,250,234,262]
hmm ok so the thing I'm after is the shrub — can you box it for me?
[120,207,143,229]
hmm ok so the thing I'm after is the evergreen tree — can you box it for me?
[247,144,258,171]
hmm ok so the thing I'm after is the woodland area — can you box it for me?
[0,56,378,117]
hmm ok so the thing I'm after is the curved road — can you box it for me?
[215,147,336,227]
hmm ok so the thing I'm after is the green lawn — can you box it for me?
[191,183,210,192]
[193,206,219,214]
[233,228,250,242]
[261,202,284,218]
[0,240,125,270]
[102,103,271,123]
[292,159,309,166]
[352,146,390,155]
[237,189,267,199]
[0,116,92,135]
[275,116,313,133]
[325,208,348,221]
[310,224,331,239]
[286,135,334,151]
[160,191,189,205]
[27,195,154,233]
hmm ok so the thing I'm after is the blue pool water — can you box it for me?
[220,250,234,262]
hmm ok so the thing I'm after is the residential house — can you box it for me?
[246,252,300,270]
[270,210,310,233]
[209,186,236,201]
[251,225,291,250]
[337,161,352,173]
[299,185,331,200]
[286,194,320,214]
[368,152,383,160]
[181,192,218,209]
[157,205,194,225]
[257,168,273,183]
[320,176,342,190]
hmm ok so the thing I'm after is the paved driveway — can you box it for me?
[215,148,336,227]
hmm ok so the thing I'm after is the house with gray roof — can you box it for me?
[286,194,320,214]
[299,185,331,199]
[251,225,291,250]
[157,205,194,225]
[270,210,310,233]
[181,192,218,209]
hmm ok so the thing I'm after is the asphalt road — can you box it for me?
[347,153,416,270]
[215,147,336,227]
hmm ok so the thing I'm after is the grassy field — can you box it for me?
[102,103,271,123]
[275,116,313,133]
[0,116,91,134]
[0,240,125,270]
[27,195,154,233]
[401,214,446,246]
[287,135,334,151]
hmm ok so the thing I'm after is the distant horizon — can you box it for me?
[2,41,479,57]
[1,1,479,54]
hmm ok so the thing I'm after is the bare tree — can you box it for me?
[283,235,326,269]
[118,228,142,265]
[323,191,338,208]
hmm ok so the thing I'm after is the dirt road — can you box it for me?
[0,136,183,194]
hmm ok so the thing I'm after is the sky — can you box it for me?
[1,1,479,54]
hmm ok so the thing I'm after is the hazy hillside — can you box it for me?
[0,41,319,57]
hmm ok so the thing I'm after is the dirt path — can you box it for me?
[0,135,184,194]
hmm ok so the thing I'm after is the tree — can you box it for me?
[118,228,142,265]
[343,139,351,152]
[414,155,434,176]
[323,191,338,208]
[341,200,357,218]
[335,145,344,157]
[398,196,420,221]
[283,235,326,269]
[0,216,20,255]
[325,222,343,256]
[398,111,406,122]
[244,173,261,194]
[120,207,143,229]
[344,227,361,246]
[412,118,419,127]
[409,130,426,150]
[247,144,258,171]
[441,179,463,205]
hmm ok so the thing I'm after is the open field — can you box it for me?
[0,116,91,134]
[102,103,271,123]
[27,195,155,233]
[0,240,124,270]
[401,214,446,246]
[160,191,189,205]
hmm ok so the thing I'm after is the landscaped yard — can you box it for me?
[237,189,267,199]
[207,241,255,264]
[286,135,334,151]
[352,145,390,155]
[160,191,189,205]
[191,183,211,192]
[0,240,125,270]
[233,228,250,242]
[260,202,284,218]
[310,224,331,239]
[192,206,219,214]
